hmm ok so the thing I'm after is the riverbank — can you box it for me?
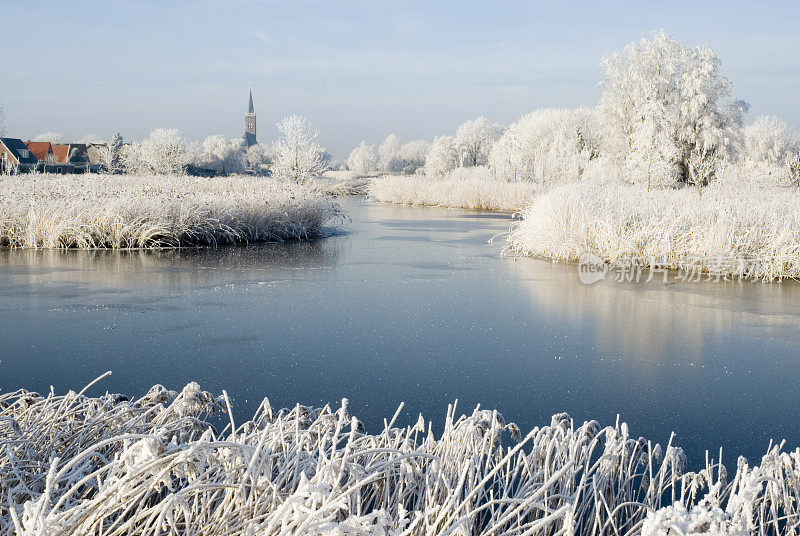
[366,170,800,281]
[1,380,796,535]
[507,181,800,281]
[368,169,541,211]
[0,173,344,249]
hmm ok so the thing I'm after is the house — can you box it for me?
[53,143,94,172]
[0,138,39,173]
[25,141,55,163]
[51,144,72,164]
[25,141,74,173]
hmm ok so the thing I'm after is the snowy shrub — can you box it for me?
[271,115,328,184]
[347,141,377,175]
[488,107,600,184]
[194,135,246,174]
[2,380,800,535]
[599,29,748,191]
[0,173,344,248]
[245,143,273,173]
[125,128,189,175]
[743,116,800,166]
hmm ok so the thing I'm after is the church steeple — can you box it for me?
[244,87,257,146]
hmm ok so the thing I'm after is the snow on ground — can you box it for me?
[1,380,798,535]
[0,173,344,249]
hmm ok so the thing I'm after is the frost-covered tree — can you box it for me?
[271,115,327,184]
[196,135,246,174]
[100,132,124,174]
[347,141,377,175]
[245,144,273,173]
[33,132,65,143]
[454,117,504,168]
[425,136,459,177]
[742,116,800,166]
[127,128,188,175]
[399,140,429,174]
[78,134,103,144]
[378,134,403,172]
[488,108,600,184]
[599,29,748,191]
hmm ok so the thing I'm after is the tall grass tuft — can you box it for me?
[0,174,344,249]
[2,378,799,535]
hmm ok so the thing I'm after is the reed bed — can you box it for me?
[0,174,344,249]
[2,377,799,535]
[368,169,542,212]
[307,176,372,197]
[507,182,800,281]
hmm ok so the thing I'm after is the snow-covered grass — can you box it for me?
[507,181,800,281]
[307,175,372,196]
[369,167,542,211]
[2,378,799,536]
[0,173,344,249]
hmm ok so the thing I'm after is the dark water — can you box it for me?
[1,198,798,468]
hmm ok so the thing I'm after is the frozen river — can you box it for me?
[1,197,799,467]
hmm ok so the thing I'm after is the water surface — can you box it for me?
[1,197,798,467]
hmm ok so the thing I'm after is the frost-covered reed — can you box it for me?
[308,175,372,196]
[369,167,542,211]
[0,174,344,249]
[2,378,799,536]
[507,182,800,281]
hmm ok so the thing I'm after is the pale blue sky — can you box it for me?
[2,0,799,158]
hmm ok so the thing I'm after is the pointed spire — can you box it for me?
[247,87,254,114]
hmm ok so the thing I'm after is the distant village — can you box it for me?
[0,138,107,175]
[0,90,264,176]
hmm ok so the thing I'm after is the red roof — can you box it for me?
[52,144,70,163]
[25,141,53,161]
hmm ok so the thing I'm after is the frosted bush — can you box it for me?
[742,116,800,167]
[125,128,189,175]
[194,135,247,174]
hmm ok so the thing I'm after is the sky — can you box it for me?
[2,0,799,159]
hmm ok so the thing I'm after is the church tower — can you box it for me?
[244,88,257,146]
